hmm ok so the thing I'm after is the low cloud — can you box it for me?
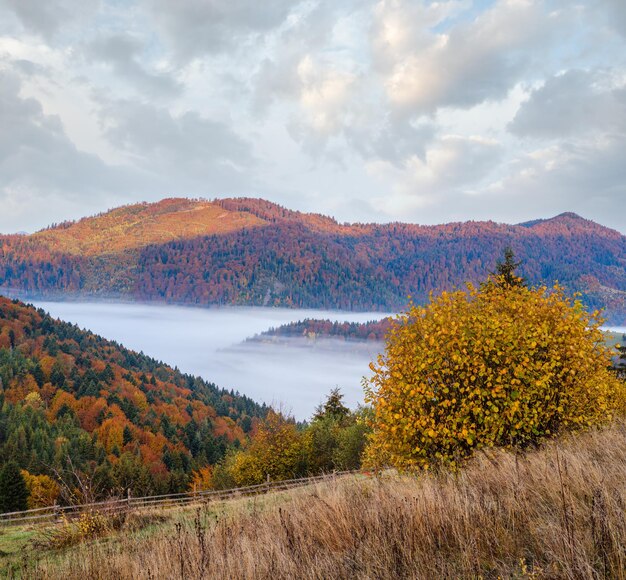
[32,301,386,419]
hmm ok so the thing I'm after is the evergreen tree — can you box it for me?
[123,425,133,446]
[492,246,526,288]
[313,388,349,422]
[0,461,28,513]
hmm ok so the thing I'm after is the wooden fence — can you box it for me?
[0,470,363,527]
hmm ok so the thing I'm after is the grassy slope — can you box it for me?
[32,199,267,255]
[5,419,625,579]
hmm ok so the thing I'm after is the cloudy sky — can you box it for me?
[0,0,625,234]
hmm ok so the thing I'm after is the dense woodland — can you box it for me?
[0,199,625,321]
[0,296,267,504]
[252,318,393,342]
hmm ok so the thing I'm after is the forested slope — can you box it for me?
[0,296,266,500]
[1,198,625,321]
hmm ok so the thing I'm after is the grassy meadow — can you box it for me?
[2,418,624,579]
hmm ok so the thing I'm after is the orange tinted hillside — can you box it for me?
[215,197,371,235]
[32,198,268,255]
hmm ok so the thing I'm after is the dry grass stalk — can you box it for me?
[14,420,626,579]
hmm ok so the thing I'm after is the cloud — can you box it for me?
[509,69,626,139]
[0,69,143,232]
[86,34,182,97]
[484,133,626,223]
[601,0,626,38]
[373,0,568,116]
[98,98,255,193]
[1,0,625,234]
[252,1,440,164]
[0,0,100,39]
[143,0,297,61]
[345,116,437,167]
[284,56,359,157]
[368,134,503,214]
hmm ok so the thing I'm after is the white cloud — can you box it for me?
[0,0,100,39]
[367,134,503,215]
[0,0,625,232]
[142,0,297,61]
[373,0,568,116]
[86,34,182,97]
[509,69,626,138]
[98,98,255,193]
[0,70,142,232]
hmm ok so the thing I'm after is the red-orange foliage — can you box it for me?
[0,199,624,321]
[0,296,262,481]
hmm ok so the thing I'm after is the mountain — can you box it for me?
[0,296,266,498]
[31,198,267,255]
[1,198,625,322]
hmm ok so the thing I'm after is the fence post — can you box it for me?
[53,501,60,523]
[127,488,132,513]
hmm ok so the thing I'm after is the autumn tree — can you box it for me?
[365,278,626,471]
[219,410,309,487]
[21,470,61,509]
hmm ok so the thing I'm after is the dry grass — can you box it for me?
[12,420,626,579]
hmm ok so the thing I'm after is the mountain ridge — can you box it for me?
[1,197,625,322]
[24,197,624,246]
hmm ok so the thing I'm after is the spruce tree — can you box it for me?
[493,246,526,287]
[0,461,29,513]
[123,425,133,446]
[313,388,349,422]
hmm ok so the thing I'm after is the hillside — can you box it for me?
[0,296,266,500]
[32,198,267,255]
[1,198,625,321]
[6,419,625,578]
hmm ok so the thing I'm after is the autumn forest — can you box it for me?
[1,198,625,322]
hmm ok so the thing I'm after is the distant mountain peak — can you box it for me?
[517,212,599,229]
[554,212,584,220]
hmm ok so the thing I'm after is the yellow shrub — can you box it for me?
[189,466,213,492]
[76,511,108,537]
[21,470,61,509]
[364,280,626,470]
[225,410,310,486]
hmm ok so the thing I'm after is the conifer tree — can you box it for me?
[492,246,526,288]
[313,388,349,422]
[0,461,29,513]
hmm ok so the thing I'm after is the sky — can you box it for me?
[0,0,625,234]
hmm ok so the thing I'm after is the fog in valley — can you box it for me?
[31,301,391,420]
